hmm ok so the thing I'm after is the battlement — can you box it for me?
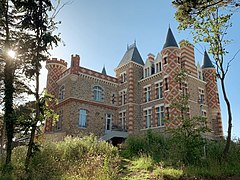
[47,58,68,67]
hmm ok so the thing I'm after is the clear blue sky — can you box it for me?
[40,0,240,138]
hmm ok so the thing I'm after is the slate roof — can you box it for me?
[118,44,144,67]
[163,27,178,49]
[202,51,214,69]
[101,66,107,75]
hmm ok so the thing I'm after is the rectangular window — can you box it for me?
[198,88,204,104]
[144,86,151,102]
[59,85,65,100]
[144,68,150,78]
[165,78,168,91]
[120,72,127,83]
[156,106,164,127]
[105,114,112,131]
[183,83,188,96]
[79,109,87,128]
[120,111,126,130]
[156,63,159,73]
[156,82,163,99]
[144,109,152,128]
[111,93,116,104]
[198,71,202,79]
[177,57,180,64]
[120,90,127,105]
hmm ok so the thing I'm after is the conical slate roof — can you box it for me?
[101,66,107,75]
[202,51,214,69]
[118,43,144,67]
[163,27,178,49]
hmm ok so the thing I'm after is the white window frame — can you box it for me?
[93,86,103,102]
[198,88,205,104]
[119,89,127,105]
[156,105,164,127]
[119,110,127,130]
[144,107,152,128]
[59,85,65,100]
[79,109,87,128]
[155,81,163,99]
[105,113,112,131]
[120,71,127,83]
[144,85,151,102]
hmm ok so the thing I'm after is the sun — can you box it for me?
[7,50,16,58]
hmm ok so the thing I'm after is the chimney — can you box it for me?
[147,53,155,62]
[71,54,80,67]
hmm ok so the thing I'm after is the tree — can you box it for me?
[0,0,19,170]
[172,0,239,18]
[173,0,238,159]
[15,0,61,170]
[168,69,209,164]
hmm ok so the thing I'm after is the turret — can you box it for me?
[161,27,181,128]
[45,58,67,132]
[201,51,223,137]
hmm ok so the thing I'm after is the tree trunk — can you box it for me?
[221,77,232,159]
[3,0,15,168]
[3,60,15,167]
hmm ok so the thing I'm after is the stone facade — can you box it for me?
[44,28,223,141]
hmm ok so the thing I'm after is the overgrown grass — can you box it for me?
[1,135,120,180]
[121,130,240,178]
[1,132,240,179]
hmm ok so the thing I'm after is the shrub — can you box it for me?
[7,135,119,179]
[122,130,169,162]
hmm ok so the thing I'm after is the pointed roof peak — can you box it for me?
[118,42,144,67]
[101,65,107,75]
[163,26,178,49]
[202,51,214,69]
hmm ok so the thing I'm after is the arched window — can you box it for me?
[93,86,103,101]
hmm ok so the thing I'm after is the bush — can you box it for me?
[122,130,169,162]
[6,135,119,179]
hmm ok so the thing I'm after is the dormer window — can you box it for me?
[155,62,162,73]
[120,72,127,83]
[144,67,150,78]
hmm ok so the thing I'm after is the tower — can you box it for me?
[115,42,144,133]
[161,27,182,127]
[202,51,223,137]
[45,58,67,132]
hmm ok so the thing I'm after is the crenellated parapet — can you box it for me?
[46,58,68,70]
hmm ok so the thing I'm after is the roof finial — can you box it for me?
[134,39,136,47]
[127,43,129,50]
[101,65,107,75]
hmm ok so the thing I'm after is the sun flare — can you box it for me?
[7,50,16,58]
